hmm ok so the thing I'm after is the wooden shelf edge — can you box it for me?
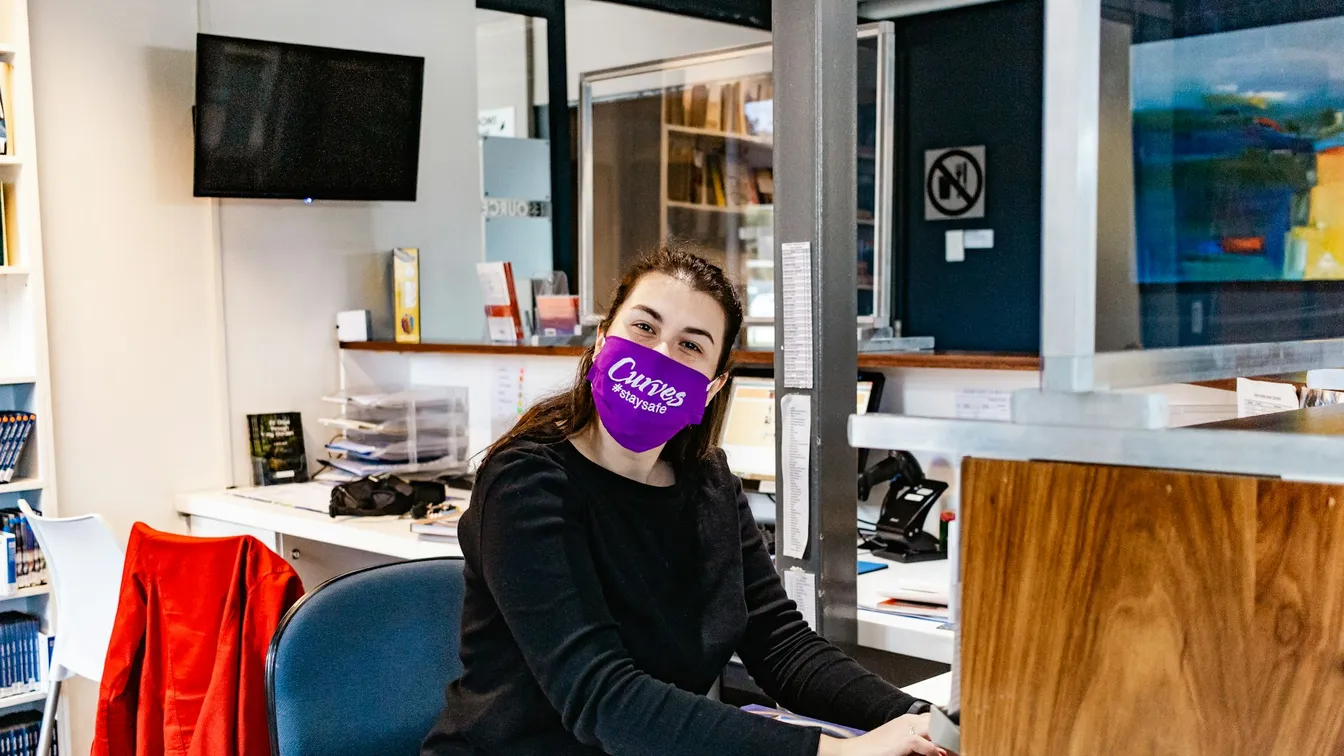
[341,342,1040,371]
[665,123,774,146]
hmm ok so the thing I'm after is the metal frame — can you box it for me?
[475,0,574,287]
[1039,0,1101,392]
[577,25,896,331]
[1034,0,1344,391]
[772,0,860,643]
[850,413,1344,483]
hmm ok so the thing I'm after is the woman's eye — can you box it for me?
[633,322,654,333]
[681,341,703,354]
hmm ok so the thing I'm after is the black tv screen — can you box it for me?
[193,34,425,201]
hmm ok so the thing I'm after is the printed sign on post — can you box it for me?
[925,146,986,220]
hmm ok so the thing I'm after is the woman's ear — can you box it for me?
[705,374,729,407]
[594,331,606,356]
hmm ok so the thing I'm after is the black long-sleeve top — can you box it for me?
[421,439,922,755]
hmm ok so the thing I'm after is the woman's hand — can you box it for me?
[817,713,946,756]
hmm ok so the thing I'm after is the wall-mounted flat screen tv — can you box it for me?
[193,34,425,201]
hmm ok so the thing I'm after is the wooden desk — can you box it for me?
[960,457,1344,755]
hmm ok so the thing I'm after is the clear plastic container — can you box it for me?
[1301,370,1344,409]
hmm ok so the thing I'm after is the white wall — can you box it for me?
[30,0,233,751]
[199,0,483,484]
[477,10,532,136]
[548,0,770,102]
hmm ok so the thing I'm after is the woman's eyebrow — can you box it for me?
[682,326,715,345]
[631,304,663,322]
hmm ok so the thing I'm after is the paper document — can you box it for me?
[954,388,1012,421]
[783,569,817,630]
[780,393,811,559]
[229,482,336,513]
[1236,378,1299,418]
[780,242,814,389]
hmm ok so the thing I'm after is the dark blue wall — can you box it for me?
[895,0,1044,353]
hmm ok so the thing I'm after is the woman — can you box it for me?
[423,247,945,756]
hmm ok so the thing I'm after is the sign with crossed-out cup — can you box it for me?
[924,146,986,221]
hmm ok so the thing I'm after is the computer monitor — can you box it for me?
[720,371,882,481]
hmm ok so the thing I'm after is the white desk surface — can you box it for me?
[176,487,953,663]
[177,487,463,561]
[856,554,954,664]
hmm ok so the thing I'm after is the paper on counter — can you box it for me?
[1236,377,1299,418]
[780,393,810,559]
[954,387,1012,421]
[783,569,817,631]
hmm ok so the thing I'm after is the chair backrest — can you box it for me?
[267,558,465,756]
[18,499,124,682]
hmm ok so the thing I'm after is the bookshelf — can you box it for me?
[0,0,64,740]
[580,25,894,346]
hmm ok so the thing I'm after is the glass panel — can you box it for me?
[587,47,776,325]
[1099,4,1344,351]
[583,33,887,343]
[858,35,880,321]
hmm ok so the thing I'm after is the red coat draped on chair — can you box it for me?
[92,523,304,756]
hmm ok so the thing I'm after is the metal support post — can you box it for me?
[773,0,860,643]
[1038,0,1101,392]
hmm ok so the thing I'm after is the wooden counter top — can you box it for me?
[339,341,1040,371]
[1195,402,1344,434]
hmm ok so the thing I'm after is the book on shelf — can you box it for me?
[0,412,34,484]
[247,413,309,486]
[0,184,8,267]
[0,509,46,595]
[687,85,709,130]
[665,89,686,126]
[534,295,581,337]
[0,613,41,699]
[0,709,50,756]
[753,169,774,204]
[0,61,11,156]
[477,262,524,343]
[705,84,723,131]
[392,247,421,344]
[669,76,770,136]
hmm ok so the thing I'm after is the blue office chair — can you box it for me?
[267,558,466,756]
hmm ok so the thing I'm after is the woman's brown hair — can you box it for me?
[483,245,744,471]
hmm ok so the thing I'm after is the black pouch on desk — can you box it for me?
[329,475,445,518]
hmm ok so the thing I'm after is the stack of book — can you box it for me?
[0,511,44,594]
[664,76,773,136]
[0,710,54,756]
[0,413,35,483]
[0,613,42,699]
[869,582,950,622]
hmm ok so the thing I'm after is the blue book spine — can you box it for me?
[4,618,13,696]
[28,618,38,690]
[0,533,14,597]
[13,415,35,483]
[21,619,29,691]
[0,414,15,483]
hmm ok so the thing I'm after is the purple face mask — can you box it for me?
[587,336,712,453]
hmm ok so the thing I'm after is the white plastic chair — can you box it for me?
[18,499,125,756]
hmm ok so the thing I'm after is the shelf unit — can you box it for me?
[0,0,64,745]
